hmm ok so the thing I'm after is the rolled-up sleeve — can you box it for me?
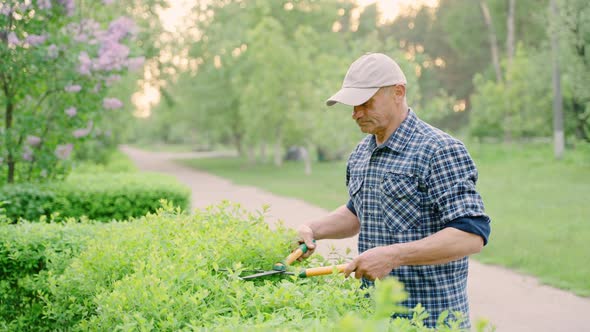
[427,143,490,225]
[446,216,491,245]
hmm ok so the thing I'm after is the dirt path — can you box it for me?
[121,145,590,332]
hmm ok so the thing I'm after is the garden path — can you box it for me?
[121,145,590,332]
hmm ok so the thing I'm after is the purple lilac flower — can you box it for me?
[25,34,47,46]
[55,144,73,160]
[65,107,77,117]
[23,146,34,162]
[7,32,20,46]
[47,44,58,58]
[0,4,12,16]
[96,40,129,71]
[108,17,137,41]
[73,121,93,138]
[74,33,88,43]
[105,74,121,86]
[57,0,75,16]
[66,20,101,44]
[26,135,42,147]
[103,0,115,4]
[18,3,31,12]
[65,84,81,93]
[103,98,123,110]
[73,128,90,138]
[78,51,92,75]
[126,56,145,71]
[37,0,52,10]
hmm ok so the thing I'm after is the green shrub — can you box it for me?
[470,46,552,140]
[0,220,98,331]
[0,172,191,222]
[71,150,138,175]
[1,203,469,331]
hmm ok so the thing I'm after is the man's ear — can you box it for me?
[393,85,406,102]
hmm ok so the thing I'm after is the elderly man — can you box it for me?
[298,53,491,329]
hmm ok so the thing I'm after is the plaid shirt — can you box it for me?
[346,109,489,328]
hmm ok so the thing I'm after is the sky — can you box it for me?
[158,0,440,32]
[356,0,439,23]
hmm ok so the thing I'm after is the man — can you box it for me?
[297,53,491,329]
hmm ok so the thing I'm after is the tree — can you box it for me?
[549,0,564,158]
[470,46,553,140]
[480,0,503,83]
[557,0,590,142]
[181,0,358,167]
[0,1,151,184]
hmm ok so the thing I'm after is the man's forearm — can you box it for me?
[306,204,360,240]
[395,227,484,266]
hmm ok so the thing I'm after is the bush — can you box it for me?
[71,149,138,175]
[0,202,468,331]
[470,46,553,140]
[0,220,99,331]
[0,173,191,222]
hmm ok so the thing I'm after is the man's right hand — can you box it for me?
[297,224,316,259]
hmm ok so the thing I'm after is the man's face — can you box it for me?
[352,87,396,136]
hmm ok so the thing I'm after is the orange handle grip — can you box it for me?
[284,247,305,265]
[273,244,309,271]
[300,264,347,278]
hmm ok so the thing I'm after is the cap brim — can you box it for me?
[326,87,379,107]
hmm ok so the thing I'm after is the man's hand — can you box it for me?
[344,245,400,281]
[297,224,316,259]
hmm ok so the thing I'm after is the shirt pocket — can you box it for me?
[380,173,422,233]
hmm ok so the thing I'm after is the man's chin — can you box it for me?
[358,124,372,133]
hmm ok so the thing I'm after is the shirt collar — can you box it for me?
[371,108,417,153]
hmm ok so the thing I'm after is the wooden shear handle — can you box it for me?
[273,243,308,271]
[299,264,348,278]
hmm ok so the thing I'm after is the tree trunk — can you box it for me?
[3,86,15,183]
[506,0,516,67]
[273,140,282,167]
[233,132,244,157]
[504,0,516,142]
[247,145,256,165]
[550,0,565,159]
[273,126,283,167]
[260,142,267,161]
[301,146,312,175]
[480,0,503,84]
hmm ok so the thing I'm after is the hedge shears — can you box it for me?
[239,243,347,280]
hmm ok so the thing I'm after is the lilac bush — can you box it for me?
[0,0,146,183]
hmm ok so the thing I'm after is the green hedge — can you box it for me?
[0,220,99,330]
[0,203,470,331]
[70,149,138,175]
[0,172,191,222]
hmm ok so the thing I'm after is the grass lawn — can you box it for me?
[179,142,590,296]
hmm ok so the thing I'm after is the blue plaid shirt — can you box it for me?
[346,109,490,328]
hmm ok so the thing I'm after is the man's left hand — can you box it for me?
[344,245,401,281]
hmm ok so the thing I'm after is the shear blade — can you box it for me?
[240,269,290,280]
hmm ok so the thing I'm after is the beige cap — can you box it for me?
[326,53,407,106]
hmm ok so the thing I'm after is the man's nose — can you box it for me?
[352,107,364,120]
